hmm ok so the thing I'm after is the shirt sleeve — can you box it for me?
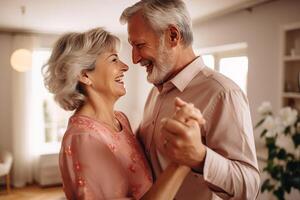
[60,132,133,200]
[202,89,260,199]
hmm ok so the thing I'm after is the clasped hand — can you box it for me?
[159,97,206,171]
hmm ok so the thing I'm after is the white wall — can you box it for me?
[116,34,152,131]
[192,0,300,199]
[0,34,13,153]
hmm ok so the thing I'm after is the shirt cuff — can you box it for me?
[203,147,230,188]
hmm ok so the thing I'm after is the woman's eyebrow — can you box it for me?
[106,53,118,60]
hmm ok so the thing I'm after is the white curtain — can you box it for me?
[11,35,41,187]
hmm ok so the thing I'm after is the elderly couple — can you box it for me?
[43,0,260,199]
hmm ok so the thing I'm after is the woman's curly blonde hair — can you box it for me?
[43,28,120,111]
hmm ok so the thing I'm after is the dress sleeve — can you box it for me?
[201,90,260,199]
[60,132,133,200]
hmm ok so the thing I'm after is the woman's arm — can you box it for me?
[141,163,190,200]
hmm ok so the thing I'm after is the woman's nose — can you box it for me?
[121,61,129,72]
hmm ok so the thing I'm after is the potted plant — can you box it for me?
[256,102,300,200]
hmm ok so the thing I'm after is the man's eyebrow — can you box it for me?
[128,39,145,46]
[128,38,132,45]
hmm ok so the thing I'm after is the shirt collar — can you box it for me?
[169,56,205,92]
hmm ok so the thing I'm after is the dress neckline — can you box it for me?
[71,111,124,134]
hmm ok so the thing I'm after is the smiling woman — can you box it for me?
[42,27,153,199]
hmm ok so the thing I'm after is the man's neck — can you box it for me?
[155,47,197,89]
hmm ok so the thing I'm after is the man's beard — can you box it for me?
[147,38,175,85]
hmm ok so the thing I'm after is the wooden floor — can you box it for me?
[0,185,65,200]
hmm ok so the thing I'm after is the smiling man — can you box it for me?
[120,0,260,199]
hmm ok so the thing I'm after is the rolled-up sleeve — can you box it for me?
[202,89,260,200]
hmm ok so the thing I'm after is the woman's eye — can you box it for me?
[112,58,118,62]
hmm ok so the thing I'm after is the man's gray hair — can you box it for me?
[120,0,193,47]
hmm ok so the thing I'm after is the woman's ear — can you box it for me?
[78,71,92,86]
[167,25,180,47]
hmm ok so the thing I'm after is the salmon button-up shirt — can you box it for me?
[138,56,260,200]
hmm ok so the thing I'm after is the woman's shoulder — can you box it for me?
[62,115,109,144]
[69,114,108,132]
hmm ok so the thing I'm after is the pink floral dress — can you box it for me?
[59,111,153,200]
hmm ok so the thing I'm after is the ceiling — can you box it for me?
[0,0,271,34]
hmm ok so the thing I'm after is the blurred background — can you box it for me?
[0,0,300,199]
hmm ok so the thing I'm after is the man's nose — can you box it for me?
[132,47,141,64]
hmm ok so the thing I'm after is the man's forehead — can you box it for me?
[127,24,147,44]
[128,33,145,44]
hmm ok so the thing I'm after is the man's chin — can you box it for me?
[147,74,164,85]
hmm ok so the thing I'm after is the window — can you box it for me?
[219,56,248,93]
[195,43,248,93]
[31,49,71,154]
[202,54,215,69]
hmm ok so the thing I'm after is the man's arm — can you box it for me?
[160,93,260,199]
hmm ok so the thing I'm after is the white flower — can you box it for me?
[278,107,298,127]
[290,126,296,134]
[258,101,272,116]
[262,115,282,137]
[276,133,296,154]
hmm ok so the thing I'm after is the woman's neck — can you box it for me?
[76,92,119,131]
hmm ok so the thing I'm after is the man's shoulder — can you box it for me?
[190,67,241,94]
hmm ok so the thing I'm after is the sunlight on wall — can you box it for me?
[202,54,215,69]
[219,56,248,93]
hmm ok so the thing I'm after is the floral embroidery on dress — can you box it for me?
[129,164,136,173]
[70,115,122,142]
[65,145,72,155]
[74,161,81,171]
[70,116,105,133]
[131,184,142,197]
[130,153,138,163]
[117,113,153,184]
[77,176,86,187]
[108,143,117,153]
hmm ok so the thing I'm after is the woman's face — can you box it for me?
[86,49,128,100]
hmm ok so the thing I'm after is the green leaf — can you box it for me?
[284,126,290,135]
[273,187,284,200]
[255,118,265,129]
[260,129,267,138]
[261,179,274,193]
[286,153,295,160]
[277,149,287,160]
[292,133,300,148]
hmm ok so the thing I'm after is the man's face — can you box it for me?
[127,12,175,85]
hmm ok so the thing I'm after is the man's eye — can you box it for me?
[136,43,145,49]
[112,57,118,62]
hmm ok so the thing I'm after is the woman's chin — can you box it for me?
[115,89,126,98]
